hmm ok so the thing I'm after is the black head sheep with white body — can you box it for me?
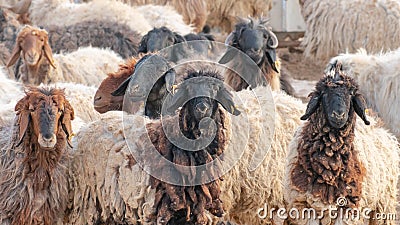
[219,17,295,95]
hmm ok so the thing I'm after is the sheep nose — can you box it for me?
[332,111,345,119]
[42,134,54,143]
[94,95,101,102]
[196,102,208,113]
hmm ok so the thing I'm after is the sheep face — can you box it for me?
[7,25,56,69]
[138,27,185,53]
[221,18,279,72]
[15,88,74,149]
[165,71,241,119]
[301,63,370,129]
[94,74,127,113]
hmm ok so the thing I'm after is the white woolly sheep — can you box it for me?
[1,0,194,35]
[207,0,273,33]
[299,0,400,62]
[67,84,307,225]
[7,25,123,86]
[284,66,399,225]
[104,0,208,33]
[326,48,400,139]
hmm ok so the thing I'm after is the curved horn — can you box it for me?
[266,29,278,49]
[1,0,31,14]
[224,32,234,46]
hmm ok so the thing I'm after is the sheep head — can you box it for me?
[94,57,139,113]
[138,27,185,53]
[15,87,74,149]
[7,25,56,69]
[301,62,370,129]
[165,70,241,121]
[220,17,279,72]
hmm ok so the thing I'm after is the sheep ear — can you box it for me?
[138,34,148,53]
[265,48,279,73]
[111,76,131,96]
[216,88,240,116]
[218,48,236,64]
[15,99,30,147]
[164,87,188,115]
[61,101,75,148]
[173,32,185,44]
[300,94,320,120]
[352,93,370,125]
[164,70,176,94]
[7,42,22,67]
[43,41,56,69]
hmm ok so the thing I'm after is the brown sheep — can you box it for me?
[0,87,74,225]
[93,56,139,113]
[6,25,122,86]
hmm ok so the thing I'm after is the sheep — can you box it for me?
[69,83,310,225]
[103,0,208,33]
[206,0,273,33]
[325,48,400,139]
[0,86,75,225]
[219,17,295,96]
[138,26,221,65]
[299,0,400,62]
[45,20,141,59]
[1,0,194,36]
[284,64,399,225]
[6,25,123,86]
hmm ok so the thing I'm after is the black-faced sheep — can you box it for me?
[6,25,122,86]
[326,48,400,139]
[0,87,74,225]
[110,54,177,119]
[219,17,295,96]
[284,64,399,224]
[69,70,241,225]
[299,0,400,62]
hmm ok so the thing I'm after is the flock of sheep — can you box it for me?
[0,0,399,225]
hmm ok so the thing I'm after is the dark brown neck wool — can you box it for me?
[147,108,228,225]
[290,107,366,207]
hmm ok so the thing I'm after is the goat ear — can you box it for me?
[15,98,30,147]
[61,100,75,148]
[300,93,320,120]
[164,69,176,94]
[111,76,131,96]
[43,40,56,69]
[352,93,370,125]
[173,32,185,44]
[138,34,148,53]
[216,88,240,116]
[218,48,236,64]
[7,42,22,67]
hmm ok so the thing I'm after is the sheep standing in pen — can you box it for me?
[299,0,400,62]
[0,87,75,225]
[220,17,295,96]
[284,65,399,225]
[326,48,400,139]
[1,0,194,36]
[6,25,122,86]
